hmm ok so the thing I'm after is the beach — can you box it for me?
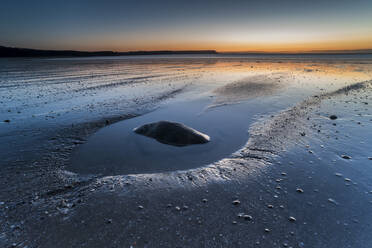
[1,55,372,247]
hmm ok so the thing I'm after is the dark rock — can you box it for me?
[328,198,339,205]
[288,216,296,222]
[243,214,253,220]
[341,155,351,159]
[296,188,304,193]
[329,115,338,120]
[133,121,210,146]
[4,119,10,123]
[232,200,241,205]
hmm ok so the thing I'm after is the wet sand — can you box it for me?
[1,55,372,247]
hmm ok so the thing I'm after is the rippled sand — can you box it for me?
[1,55,372,248]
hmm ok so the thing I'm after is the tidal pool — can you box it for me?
[68,98,257,175]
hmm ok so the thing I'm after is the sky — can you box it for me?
[1,0,372,52]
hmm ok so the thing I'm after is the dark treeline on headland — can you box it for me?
[0,46,218,57]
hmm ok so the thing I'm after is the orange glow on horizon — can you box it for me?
[27,33,372,53]
[82,39,372,53]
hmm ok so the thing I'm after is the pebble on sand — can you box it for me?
[232,200,241,205]
[3,119,10,123]
[341,155,352,159]
[243,215,253,220]
[328,198,339,205]
[296,188,304,193]
[288,216,296,222]
[329,115,338,120]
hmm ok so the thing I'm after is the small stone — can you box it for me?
[4,119,10,123]
[328,198,339,205]
[232,221,237,225]
[182,205,188,210]
[267,204,274,209]
[106,218,112,224]
[243,215,252,220]
[281,172,287,176]
[341,155,351,159]
[138,205,144,210]
[232,200,241,205]
[296,188,304,193]
[264,228,270,233]
[175,206,181,211]
[329,115,338,120]
[334,173,342,177]
[368,157,372,160]
[202,198,208,203]
[288,216,296,222]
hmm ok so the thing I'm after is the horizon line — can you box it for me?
[1,45,372,56]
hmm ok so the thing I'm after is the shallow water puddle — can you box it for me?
[68,98,267,175]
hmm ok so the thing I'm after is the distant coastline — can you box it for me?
[0,46,218,57]
[1,45,372,58]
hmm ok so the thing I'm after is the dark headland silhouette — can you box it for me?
[1,45,372,57]
[0,46,217,57]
